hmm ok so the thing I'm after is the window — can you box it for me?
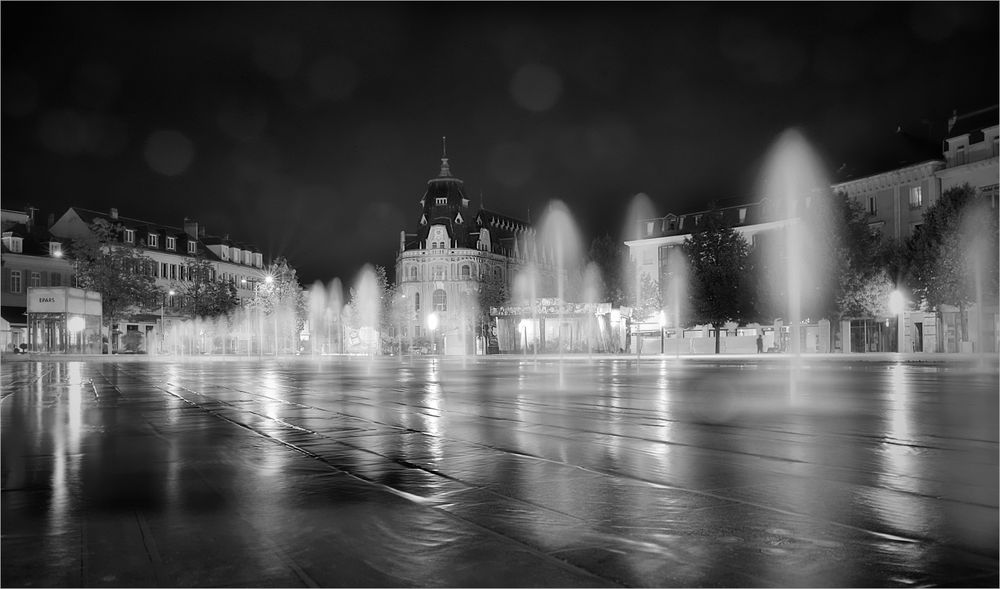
[970,129,985,144]
[166,236,176,250]
[433,289,447,311]
[414,292,420,311]
[51,273,61,287]
[124,229,135,243]
[179,266,186,281]
[187,241,197,254]
[956,145,966,165]
[432,266,446,280]
[30,272,40,287]
[867,195,877,215]
[436,197,447,205]
[49,242,62,257]
[244,251,251,264]
[409,266,417,281]
[10,271,21,293]
[909,186,923,208]
[646,221,654,236]
[220,246,228,260]
[254,253,262,267]
[739,208,747,223]
[461,265,471,279]
[148,234,159,248]
[170,265,177,280]
[7,237,22,253]
[161,262,168,278]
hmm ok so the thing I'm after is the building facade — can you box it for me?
[48,207,271,353]
[1,208,74,351]
[395,151,551,355]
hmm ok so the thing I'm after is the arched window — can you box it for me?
[414,292,420,311]
[409,266,417,281]
[461,265,471,279]
[433,289,447,311]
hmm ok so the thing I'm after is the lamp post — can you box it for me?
[519,318,529,356]
[162,289,175,355]
[264,274,276,355]
[427,311,439,354]
[658,310,666,354]
[888,289,905,353]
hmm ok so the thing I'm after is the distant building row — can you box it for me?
[625,105,999,354]
[1,206,272,351]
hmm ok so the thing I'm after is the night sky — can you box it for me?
[3,2,997,286]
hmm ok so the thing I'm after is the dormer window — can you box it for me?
[436,197,447,205]
[187,241,197,254]
[147,234,159,248]
[2,232,23,253]
[220,246,229,260]
[244,251,251,264]
[166,236,177,251]
[124,229,135,243]
[254,253,262,267]
[49,242,62,257]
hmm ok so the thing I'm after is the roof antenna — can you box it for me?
[442,136,447,159]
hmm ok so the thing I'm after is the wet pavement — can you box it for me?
[2,355,997,587]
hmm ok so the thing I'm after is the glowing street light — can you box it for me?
[658,310,666,354]
[888,289,905,352]
[161,289,175,354]
[427,312,439,354]
[519,318,530,355]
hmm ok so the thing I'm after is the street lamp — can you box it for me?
[888,289,905,352]
[519,318,529,356]
[427,312,439,354]
[658,310,666,354]
[162,289,175,354]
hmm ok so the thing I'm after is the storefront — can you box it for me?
[26,287,103,354]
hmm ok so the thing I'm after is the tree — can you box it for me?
[906,184,1000,346]
[175,255,239,319]
[587,233,631,307]
[247,257,304,354]
[683,214,754,353]
[475,266,509,351]
[67,218,160,352]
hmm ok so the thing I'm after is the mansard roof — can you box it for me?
[947,105,999,138]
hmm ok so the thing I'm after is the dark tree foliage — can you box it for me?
[683,213,754,353]
[906,183,1000,343]
[67,219,160,349]
[176,255,239,319]
[587,233,631,307]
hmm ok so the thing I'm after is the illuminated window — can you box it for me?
[909,186,923,208]
[49,242,62,256]
[433,289,447,311]
[436,197,447,205]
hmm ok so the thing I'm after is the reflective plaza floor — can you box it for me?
[2,355,998,587]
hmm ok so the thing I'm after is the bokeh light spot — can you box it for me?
[144,130,195,176]
[510,64,562,112]
[2,71,39,117]
[488,141,534,188]
[253,34,302,79]
[307,54,358,101]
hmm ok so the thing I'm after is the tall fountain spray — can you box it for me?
[758,129,828,356]
[351,265,381,356]
[535,200,584,355]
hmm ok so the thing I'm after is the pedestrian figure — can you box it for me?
[756,334,763,353]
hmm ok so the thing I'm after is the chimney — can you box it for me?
[110,207,119,219]
[183,218,199,238]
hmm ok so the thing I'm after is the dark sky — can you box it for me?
[3,2,998,286]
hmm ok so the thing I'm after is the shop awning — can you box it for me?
[1,306,27,327]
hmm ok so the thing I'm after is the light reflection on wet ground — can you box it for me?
[2,357,997,587]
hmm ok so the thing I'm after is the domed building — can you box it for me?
[395,146,545,355]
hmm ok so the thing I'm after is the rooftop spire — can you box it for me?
[438,135,451,177]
